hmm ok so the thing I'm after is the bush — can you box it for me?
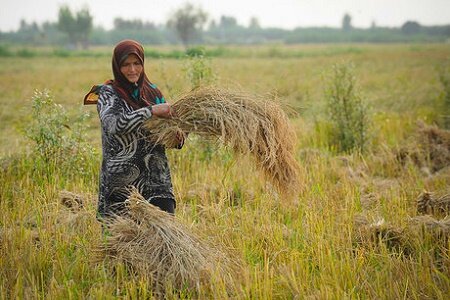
[205,46,227,57]
[53,48,71,57]
[0,45,13,57]
[22,90,96,177]
[144,48,163,59]
[324,62,370,153]
[438,64,450,129]
[16,48,36,58]
[183,51,215,89]
[185,46,206,57]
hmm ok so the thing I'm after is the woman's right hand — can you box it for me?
[151,103,175,118]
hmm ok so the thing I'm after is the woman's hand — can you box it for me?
[151,103,175,118]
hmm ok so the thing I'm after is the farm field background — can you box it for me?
[0,43,449,298]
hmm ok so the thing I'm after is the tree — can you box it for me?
[401,21,421,35]
[208,20,217,31]
[249,17,261,30]
[219,16,238,29]
[76,8,93,49]
[19,20,39,32]
[114,18,144,30]
[342,13,352,32]
[16,19,43,45]
[57,5,93,48]
[57,6,77,46]
[167,3,208,47]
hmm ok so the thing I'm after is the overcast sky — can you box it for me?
[1,0,449,31]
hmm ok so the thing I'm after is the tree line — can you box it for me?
[1,3,449,48]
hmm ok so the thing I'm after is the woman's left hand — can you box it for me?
[151,103,175,118]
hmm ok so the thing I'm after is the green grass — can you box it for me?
[0,43,449,299]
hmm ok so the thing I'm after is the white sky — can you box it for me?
[0,0,449,31]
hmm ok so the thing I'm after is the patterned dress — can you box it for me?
[97,84,174,217]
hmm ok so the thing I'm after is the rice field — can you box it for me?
[0,43,449,299]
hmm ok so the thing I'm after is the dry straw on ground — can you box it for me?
[96,188,237,296]
[353,214,450,257]
[398,122,450,173]
[60,190,86,212]
[144,87,300,196]
[353,215,409,254]
[417,191,450,218]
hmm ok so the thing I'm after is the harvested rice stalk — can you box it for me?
[408,215,450,240]
[417,122,450,172]
[97,188,236,295]
[60,190,85,212]
[353,216,410,254]
[353,214,450,256]
[417,191,450,218]
[144,87,300,196]
[397,122,450,173]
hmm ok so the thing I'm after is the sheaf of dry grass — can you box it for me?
[96,188,238,296]
[144,86,301,197]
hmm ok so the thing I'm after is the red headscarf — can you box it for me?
[111,39,164,110]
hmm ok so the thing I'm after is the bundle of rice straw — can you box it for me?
[353,216,409,254]
[397,122,450,173]
[417,191,450,218]
[353,214,450,256]
[144,87,300,196]
[408,215,450,236]
[97,188,235,295]
[60,190,86,212]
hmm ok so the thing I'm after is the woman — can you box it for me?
[84,39,181,218]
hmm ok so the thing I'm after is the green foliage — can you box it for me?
[183,49,215,89]
[185,46,206,57]
[167,3,208,47]
[16,48,36,57]
[185,46,228,58]
[1,7,449,46]
[22,90,96,177]
[75,8,93,48]
[144,48,184,59]
[53,48,71,57]
[57,5,93,48]
[57,6,77,44]
[0,45,13,57]
[438,64,450,129]
[324,62,370,153]
[402,21,422,35]
[342,13,352,32]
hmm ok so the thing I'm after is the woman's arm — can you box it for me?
[97,86,152,135]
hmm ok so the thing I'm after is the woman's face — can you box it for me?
[120,54,143,83]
